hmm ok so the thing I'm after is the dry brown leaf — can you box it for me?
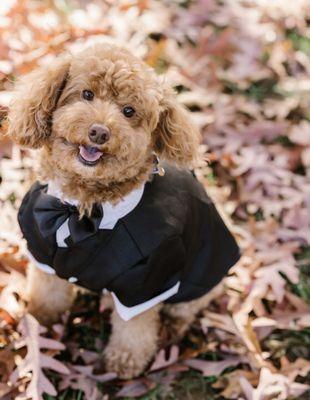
[213,369,258,399]
[10,314,69,399]
[184,356,245,377]
[116,377,156,398]
[59,364,116,399]
[240,367,309,400]
[149,345,179,372]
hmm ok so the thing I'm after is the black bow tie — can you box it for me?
[33,190,103,244]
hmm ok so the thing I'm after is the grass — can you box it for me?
[287,29,310,56]
[167,371,220,400]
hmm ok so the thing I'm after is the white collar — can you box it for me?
[47,180,145,230]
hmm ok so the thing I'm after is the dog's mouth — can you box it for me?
[78,145,105,166]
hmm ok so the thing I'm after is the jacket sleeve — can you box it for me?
[18,182,57,267]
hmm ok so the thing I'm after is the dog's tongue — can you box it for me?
[79,145,103,162]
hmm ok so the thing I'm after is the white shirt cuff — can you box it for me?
[110,281,181,321]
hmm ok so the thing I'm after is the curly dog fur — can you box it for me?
[9,44,200,211]
[8,43,217,378]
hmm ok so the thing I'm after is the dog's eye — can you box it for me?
[122,106,135,118]
[82,90,94,101]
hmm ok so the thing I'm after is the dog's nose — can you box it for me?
[88,124,110,144]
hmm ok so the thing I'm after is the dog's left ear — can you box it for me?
[152,85,201,167]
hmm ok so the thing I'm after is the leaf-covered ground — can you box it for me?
[0,1,309,399]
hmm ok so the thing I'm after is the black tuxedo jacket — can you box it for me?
[18,165,240,307]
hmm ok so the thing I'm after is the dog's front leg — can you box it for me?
[163,282,224,339]
[26,263,75,325]
[104,305,161,379]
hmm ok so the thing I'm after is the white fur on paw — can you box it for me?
[104,345,150,379]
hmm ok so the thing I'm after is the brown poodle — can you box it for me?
[8,43,239,379]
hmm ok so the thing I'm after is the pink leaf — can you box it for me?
[116,378,156,398]
[184,357,243,376]
[240,367,310,400]
[10,314,69,400]
[149,345,179,371]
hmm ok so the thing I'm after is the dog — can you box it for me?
[8,43,240,379]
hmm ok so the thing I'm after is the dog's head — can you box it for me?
[8,44,200,201]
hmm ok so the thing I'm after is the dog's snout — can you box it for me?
[88,124,110,144]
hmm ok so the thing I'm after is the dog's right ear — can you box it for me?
[8,55,71,148]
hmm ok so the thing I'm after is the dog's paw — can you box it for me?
[104,344,150,379]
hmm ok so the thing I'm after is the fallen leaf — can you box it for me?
[240,367,309,400]
[184,356,244,377]
[116,378,156,398]
[149,345,179,371]
[10,314,69,399]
